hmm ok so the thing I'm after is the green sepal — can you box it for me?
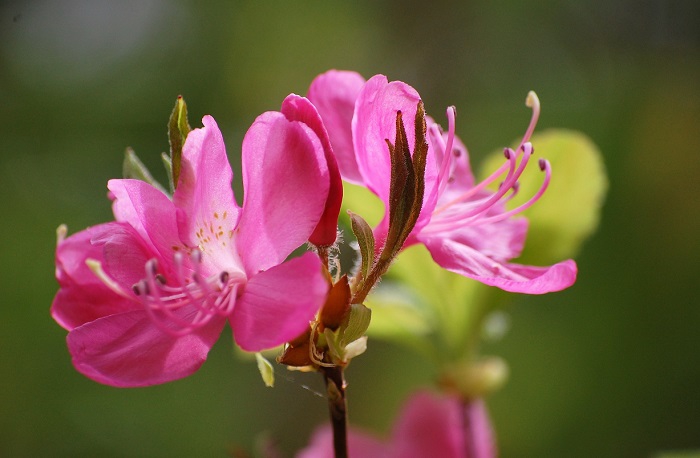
[254,352,275,388]
[348,211,375,283]
[168,95,192,190]
[340,303,372,347]
[479,129,608,264]
[323,328,343,362]
[122,147,167,194]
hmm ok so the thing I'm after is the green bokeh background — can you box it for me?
[1,1,699,456]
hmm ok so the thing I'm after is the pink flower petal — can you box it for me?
[426,116,475,191]
[423,209,528,261]
[389,390,465,458]
[67,307,226,387]
[108,179,183,261]
[90,221,158,293]
[464,400,497,458]
[173,115,242,273]
[51,225,137,330]
[307,69,366,184]
[235,112,330,274]
[281,94,343,246]
[421,235,577,294]
[231,252,328,351]
[297,425,388,458]
[352,75,439,232]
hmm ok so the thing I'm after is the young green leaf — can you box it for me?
[348,211,375,282]
[167,96,192,189]
[122,148,167,194]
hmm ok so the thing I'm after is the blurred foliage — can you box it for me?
[480,129,608,265]
[1,0,699,457]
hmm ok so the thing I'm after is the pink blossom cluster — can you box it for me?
[52,69,577,456]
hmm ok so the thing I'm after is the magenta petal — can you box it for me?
[108,179,182,260]
[51,224,137,330]
[464,400,497,458]
[297,425,387,458]
[281,94,343,246]
[389,390,465,458]
[231,252,328,351]
[173,115,242,272]
[236,112,330,273]
[430,211,529,261]
[422,236,578,294]
[67,308,225,387]
[90,222,158,293]
[352,75,440,232]
[353,75,421,203]
[307,70,366,184]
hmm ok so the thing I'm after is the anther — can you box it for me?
[146,259,158,276]
[155,274,166,285]
[219,272,229,284]
[134,280,149,296]
[538,158,546,171]
[504,148,513,160]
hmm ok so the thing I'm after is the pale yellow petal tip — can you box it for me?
[526,90,540,109]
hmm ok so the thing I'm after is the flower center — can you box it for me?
[132,249,245,337]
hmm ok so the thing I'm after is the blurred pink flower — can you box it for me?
[308,71,576,294]
[52,99,332,387]
[297,390,496,458]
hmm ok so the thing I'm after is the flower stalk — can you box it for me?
[321,364,349,458]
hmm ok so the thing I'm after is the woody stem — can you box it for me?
[321,365,348,458]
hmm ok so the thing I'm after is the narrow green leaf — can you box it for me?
[122,148,167,194]
[160,152,174,193]
[168,96,192,190]
[254,352,275,388]
[381,110,413,262]
[349,211,375,282]
[404,100,428,244]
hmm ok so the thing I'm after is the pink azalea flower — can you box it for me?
[308,71,577,294]
[297,390,496,458]
[51,98,333,387]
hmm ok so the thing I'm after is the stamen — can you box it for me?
[85,259,132,299]
[133,249,240,337]
[440,144,533,222]
[476,158,552,225]
[56,224,67,246]
[519,91,540,149]
[436,106,457,198]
